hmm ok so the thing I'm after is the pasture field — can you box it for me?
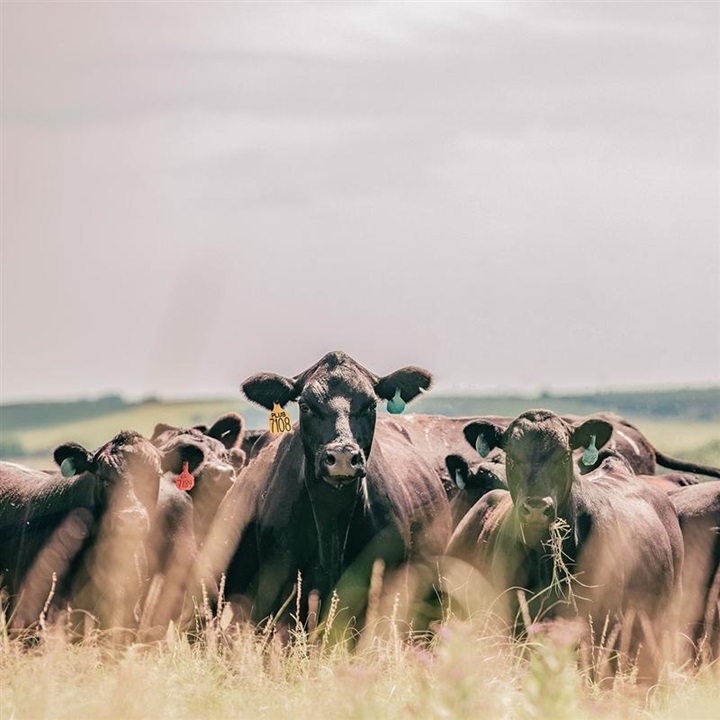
[2,397,719,469]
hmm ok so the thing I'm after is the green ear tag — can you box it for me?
[581,435,599,467]
[455,469,466,490]
[386,388,405,415]
[475,434,491,458]
[60,457,76,478]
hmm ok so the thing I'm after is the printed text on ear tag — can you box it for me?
[176,461,195,492]
[386,389,405,414]
[581,435,599,467]
[60,457,76,478]
[475,435,491,457]
[269,403,292,433]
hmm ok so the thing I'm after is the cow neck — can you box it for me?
[302,463,363,585]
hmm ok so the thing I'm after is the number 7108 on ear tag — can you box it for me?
[269,403,292,434]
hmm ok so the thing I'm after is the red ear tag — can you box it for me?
[176,461,195,492]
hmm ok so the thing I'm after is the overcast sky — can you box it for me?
[2,1,718,402]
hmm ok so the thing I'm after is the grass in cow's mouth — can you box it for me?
[543,517,579,611]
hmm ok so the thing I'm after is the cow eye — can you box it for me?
[354,402,376,416]
[299,401,314,416]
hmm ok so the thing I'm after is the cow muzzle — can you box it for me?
[203,462,236,495]
[317,443,366,488]
[518,496,556,527]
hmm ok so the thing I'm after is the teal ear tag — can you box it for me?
[60,457,76,478]
[475,434,491,458]
[581,435,599,467]
[455,469,466,490]
[386,388,405,415]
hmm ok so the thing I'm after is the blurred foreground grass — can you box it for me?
[2,621,719,720]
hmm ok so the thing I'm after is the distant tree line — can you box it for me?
[414,387,720,422]
[0,395,129,432]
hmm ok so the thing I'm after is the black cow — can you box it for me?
[209,351,451,636]
[445,410,683,681]
[0,432,168,635]
[140,413,246,635]
[669,481,720,664]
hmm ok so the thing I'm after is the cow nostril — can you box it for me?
[351,453,361,467]
[544,505,555,518]
[325,453,336,466]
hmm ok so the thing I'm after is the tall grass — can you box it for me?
[2,592,719,720]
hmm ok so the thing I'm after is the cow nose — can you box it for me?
[205,462,235,492]
[519,497,556,525]
[320,444,365,478]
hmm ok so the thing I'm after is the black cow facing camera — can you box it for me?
[206,351,450,639]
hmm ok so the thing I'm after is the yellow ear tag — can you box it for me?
[269,403,292,434]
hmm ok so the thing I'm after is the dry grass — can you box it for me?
[2,594,720,720]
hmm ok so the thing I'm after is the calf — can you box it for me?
[445,410,683,681]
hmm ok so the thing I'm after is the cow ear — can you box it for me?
[570,419,613,452]
[206,413,244,450]
[161,443,205,475]
[192,424,209,433]
[445,455,470,490]
[374,366,432,404]
[53,442,93,477]
[463,421,504,457]
[151,423,175,442]
[242,373,299,410]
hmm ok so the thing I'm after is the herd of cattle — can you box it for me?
[1,351,719,681]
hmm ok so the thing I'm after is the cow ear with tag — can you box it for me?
[53,442,93,477]
[161,443,205,476]
[242,373,300,410]
[374,366,432,408]
[463,421,504,457]
[570,419,613,456]
[445,455,470,491]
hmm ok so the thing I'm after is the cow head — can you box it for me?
[53,431,164,536]
[445,454,506,496]
[463,411,612,545]
[242,351,432,489]
[151,412,246,498]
